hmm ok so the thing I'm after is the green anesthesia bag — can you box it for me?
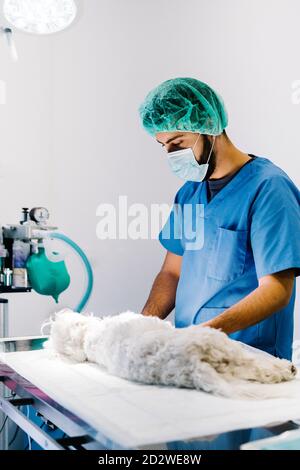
[26,247,71,303]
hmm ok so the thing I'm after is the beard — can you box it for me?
[199,135,217,180]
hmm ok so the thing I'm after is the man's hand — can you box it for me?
[202,269,295,334]
[141,251,182,320]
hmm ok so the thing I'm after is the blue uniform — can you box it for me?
[159,156,300,360]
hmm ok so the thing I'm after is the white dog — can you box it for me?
[44,310,297,399]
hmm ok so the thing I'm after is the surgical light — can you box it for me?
[3,0,77,35]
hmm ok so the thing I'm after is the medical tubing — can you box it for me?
[49,232,93,313]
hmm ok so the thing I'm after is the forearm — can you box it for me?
[204,273,294,334]
[141,271,179,320]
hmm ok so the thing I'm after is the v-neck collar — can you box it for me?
[200,155,258,217]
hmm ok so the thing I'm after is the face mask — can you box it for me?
[167,134,216,182]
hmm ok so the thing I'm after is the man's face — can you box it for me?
[156,131,217,180]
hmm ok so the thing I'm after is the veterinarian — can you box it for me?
[139,77,300,360]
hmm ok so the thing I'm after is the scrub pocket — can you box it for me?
[207,227,247,282]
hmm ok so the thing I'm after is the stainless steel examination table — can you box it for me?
[1,337,300,451]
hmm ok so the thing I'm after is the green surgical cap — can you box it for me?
[139,77,228,137]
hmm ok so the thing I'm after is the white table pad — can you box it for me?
[1,349,300,448]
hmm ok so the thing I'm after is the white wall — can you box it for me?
[0,9,55,336]
[1,0,299,338]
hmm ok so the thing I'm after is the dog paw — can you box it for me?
[251,358,297,383]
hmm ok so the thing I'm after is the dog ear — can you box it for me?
[55,308,74,318]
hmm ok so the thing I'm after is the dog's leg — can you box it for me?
[228,354,297,383]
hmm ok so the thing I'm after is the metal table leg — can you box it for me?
[0,299,9,450]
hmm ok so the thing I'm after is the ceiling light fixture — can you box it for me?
[3,0,77,35]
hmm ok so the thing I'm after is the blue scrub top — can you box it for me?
[159,157,300,360]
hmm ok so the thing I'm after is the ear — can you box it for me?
[54,308,74,320]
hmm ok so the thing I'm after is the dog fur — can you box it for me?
[44,310,297,399]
